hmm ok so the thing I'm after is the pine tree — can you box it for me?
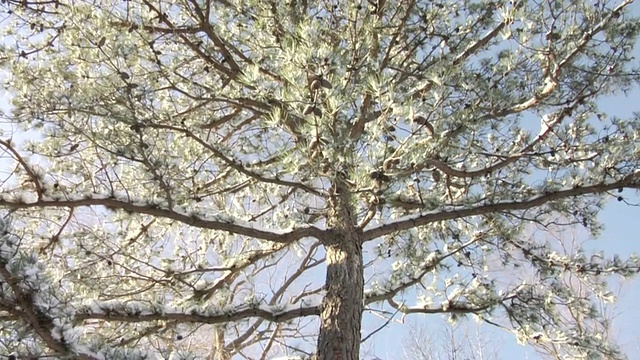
[0,0,639,359]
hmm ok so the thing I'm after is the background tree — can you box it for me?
[402,320,501,360]
[400,229,629,360]
[0,0,639,359]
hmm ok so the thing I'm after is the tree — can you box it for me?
[0,0,639,358]
[402,320,501,360]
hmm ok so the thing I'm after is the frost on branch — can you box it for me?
[0,218,167,359]
[0,0,639,358]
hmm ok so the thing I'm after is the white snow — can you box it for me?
[539,113,552,138]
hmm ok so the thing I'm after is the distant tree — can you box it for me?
[400,229,629,360]
[0,0,639,359]
[402,320,501,360]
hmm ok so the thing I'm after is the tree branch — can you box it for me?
[363,176,640,242]
[0,197,327,244]
[0,139,44,199]
[386,297,493,315]
[74,301,320,325]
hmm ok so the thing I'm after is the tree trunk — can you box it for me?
[210,325,232,360]
[316,181,364,360]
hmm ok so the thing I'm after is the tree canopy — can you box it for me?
[0,0,639,359]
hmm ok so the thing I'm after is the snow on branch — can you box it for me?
[0,219,206,359]
[74,299,321,325]
[0,196,326,243]
[0,219,102,359]
[363,178,640,242]
[0,219,322,356]
[385,297,494,316]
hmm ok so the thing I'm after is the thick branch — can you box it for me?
[0,197,326,243]
[386,298,493,315]
[363,176,640,242]
[74,302,320,325]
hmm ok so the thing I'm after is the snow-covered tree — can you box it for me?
[0,0,639,358]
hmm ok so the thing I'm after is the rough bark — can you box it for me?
[210,325,231,360]
[316,180,364,360]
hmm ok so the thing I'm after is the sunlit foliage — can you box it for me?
[0,0,639,358]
